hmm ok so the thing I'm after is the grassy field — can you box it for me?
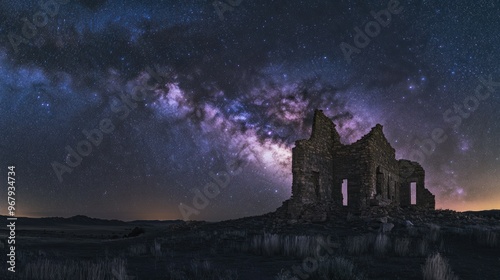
[0,209,498,279]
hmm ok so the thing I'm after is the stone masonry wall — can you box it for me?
[287,110,341,218]
[398,160,435,209]
[277,109,435,221]
[364,125,400,203]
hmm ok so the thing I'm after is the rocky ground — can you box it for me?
[0,208,499,279]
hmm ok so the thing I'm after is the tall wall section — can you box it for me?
[290,110,340,204]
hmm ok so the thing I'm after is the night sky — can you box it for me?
[0,0,499,221]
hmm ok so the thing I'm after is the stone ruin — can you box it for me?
[276,110,435,221]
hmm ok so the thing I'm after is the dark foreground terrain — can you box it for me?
[1,208,499,280]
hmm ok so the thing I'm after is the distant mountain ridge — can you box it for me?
[463,210,500,219]
[0,215,183,226]
[2,210,498,226]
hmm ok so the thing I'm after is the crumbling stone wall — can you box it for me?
[364,125,401,204]
[287,110,340,218]
[399,160,435,208]
[332,138,371,209]
[278,109,435,220]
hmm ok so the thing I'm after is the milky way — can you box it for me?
[0,0,499,221]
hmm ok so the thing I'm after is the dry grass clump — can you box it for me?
[250,234,336,258]
[128,243,147,256]
[345,233,393,256]
[373,234,390,256]
[474,229,498,248]
[426,224,441,243]
[416,239,429,256]
[128,239,163,257]
[275,257,365,280]
[317,257,365,280]
[393,237,411,256]
[167,259,238,280]
[275,269,293,280]
[21,257,128,280]
[422,253,458,280]
[150,239,162,257]
[345,234,373,255]
[407,226,419,237]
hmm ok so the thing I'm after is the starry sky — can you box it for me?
[0,0,499,221]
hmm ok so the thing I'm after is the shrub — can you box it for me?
[422,253,458,280]
[127,227,145,238]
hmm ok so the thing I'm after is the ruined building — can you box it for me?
[277,110,435,220]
